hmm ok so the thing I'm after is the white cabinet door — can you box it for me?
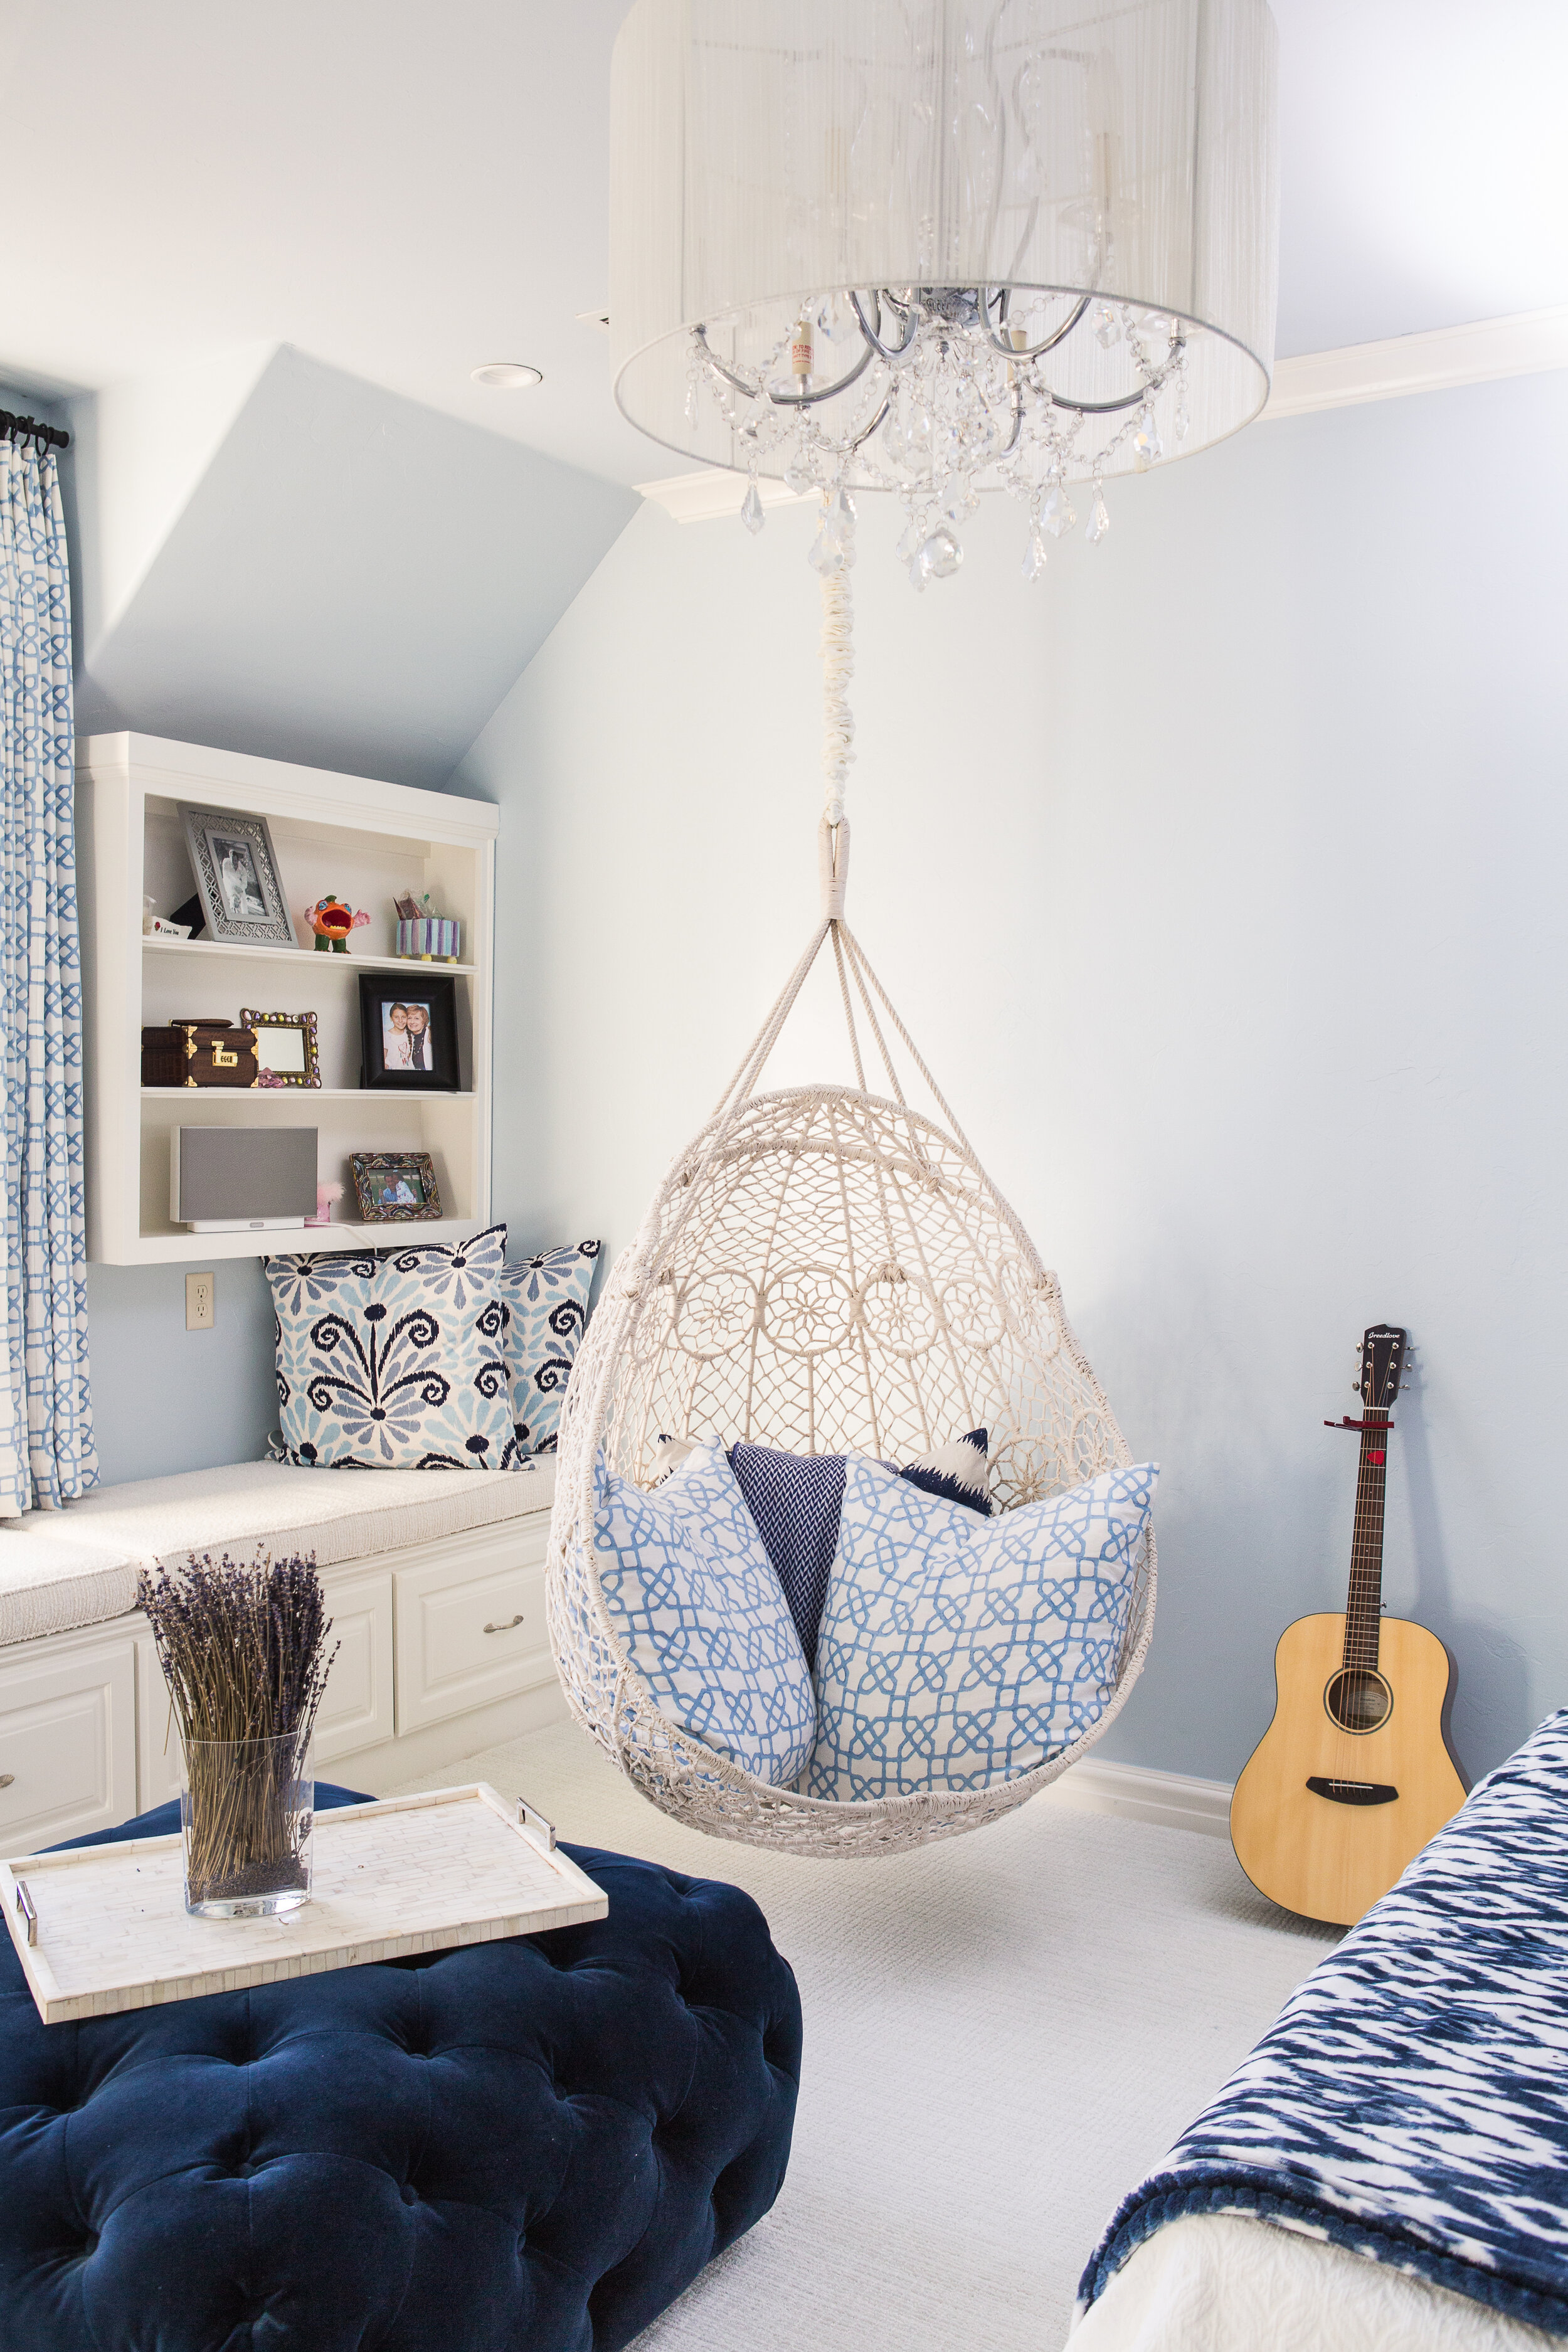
[394,1516,554,1734]
[135,1633,184,1812]
[0,1631,138,1851]
[315,1565,394,1768]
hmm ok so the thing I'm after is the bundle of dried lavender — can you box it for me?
[139,1555,338,1905]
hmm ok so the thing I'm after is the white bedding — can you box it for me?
[1067,2213,1564,2352]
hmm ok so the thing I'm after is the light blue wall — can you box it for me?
[454,368,1568,1788]
[72,347,638,791]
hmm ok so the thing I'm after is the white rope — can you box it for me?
[821,563,854,828]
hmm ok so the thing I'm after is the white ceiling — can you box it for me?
[2,0,1564,489]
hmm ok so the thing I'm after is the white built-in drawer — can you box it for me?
[394,1515,554,1734]
[136,1564,395,1804]
[0,1628,138,1851]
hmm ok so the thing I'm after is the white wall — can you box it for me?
[455,366,1568,1788]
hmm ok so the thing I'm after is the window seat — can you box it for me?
[0,1456,557,1647]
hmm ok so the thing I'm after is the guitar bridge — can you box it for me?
[1306,1776,1397,1807]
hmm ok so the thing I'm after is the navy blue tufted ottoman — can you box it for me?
[0,1785,801,2352]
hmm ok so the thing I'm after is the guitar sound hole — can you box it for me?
[1325,1666,1392,1734]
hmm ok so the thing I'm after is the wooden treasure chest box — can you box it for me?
[140,1022,260,1088]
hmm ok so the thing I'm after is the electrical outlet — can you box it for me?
[186,1271,215,1331]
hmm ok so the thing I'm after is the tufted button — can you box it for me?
[400,2183,419,2205]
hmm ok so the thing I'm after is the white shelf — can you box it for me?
[77,732,498,1266]
[139,1088,475,1102]
[142,938,476,978]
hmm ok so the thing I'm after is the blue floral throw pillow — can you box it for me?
[496,1241,600,1457]
[267,1226,511,1470]
[595,1441,815,1788]
[808,1456,1158,1802]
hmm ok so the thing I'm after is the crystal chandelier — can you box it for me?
[610,0,1278,585]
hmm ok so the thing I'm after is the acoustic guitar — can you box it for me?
[1229,1323,1467,1927]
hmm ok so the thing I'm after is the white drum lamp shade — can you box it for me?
[611,0,1279,494]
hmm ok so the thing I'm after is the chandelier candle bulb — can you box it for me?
[611,0,1278,583]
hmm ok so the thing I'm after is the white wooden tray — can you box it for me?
[1,1784,607,2025]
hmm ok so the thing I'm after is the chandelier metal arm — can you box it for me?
[984,287,1093,362]
[848,290,921,365]
[694,324,876,410]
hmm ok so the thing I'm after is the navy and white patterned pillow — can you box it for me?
[594,1441,815,1787]
[808,1455,1158,1801]
[496,1242,600,1458]
[265,1227,512,1470]
[729,1429,992,1668]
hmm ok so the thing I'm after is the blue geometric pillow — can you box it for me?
[496,1242,600,1458]
[266,1226,512,1470]
[594,1441,815,1788]
[808,1456,1158,1801]
[729,1428,991,1668]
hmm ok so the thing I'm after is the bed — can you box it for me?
[1071,1710,1568,2350]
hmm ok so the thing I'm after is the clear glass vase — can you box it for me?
[181,1732,314,1918]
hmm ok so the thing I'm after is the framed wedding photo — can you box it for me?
[358,972,460,1091]
[179,805,297,948]
[351,1151,443,1223]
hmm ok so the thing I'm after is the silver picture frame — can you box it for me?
[179,805,297,948]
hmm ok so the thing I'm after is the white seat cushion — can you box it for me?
[0,1456,556,1648]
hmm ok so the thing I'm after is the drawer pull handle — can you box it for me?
[0,1774,12,1789]
[15,1878,37,1947]
[484,1613,526,1634]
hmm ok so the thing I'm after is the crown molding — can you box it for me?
[1263,304,1568,421]
[637,305,1568,521]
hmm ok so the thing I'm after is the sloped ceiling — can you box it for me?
[69,346,637,791]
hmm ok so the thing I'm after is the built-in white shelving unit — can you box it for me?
[77,733,498,1265]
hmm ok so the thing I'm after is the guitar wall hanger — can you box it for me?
[1325,1416,1396,1433]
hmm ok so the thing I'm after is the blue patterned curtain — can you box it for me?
[0,433,97,1512]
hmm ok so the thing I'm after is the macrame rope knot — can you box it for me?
[820,563,854,830]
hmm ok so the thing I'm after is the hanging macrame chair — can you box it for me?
[548,563,1155,1857]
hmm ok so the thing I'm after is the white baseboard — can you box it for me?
[1046,1755,1234,1840]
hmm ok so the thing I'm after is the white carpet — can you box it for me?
[368,1721,1337,2352]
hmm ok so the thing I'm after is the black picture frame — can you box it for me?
[358,972,460,1091]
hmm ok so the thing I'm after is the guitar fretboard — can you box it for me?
[1343,1407,1389,1672]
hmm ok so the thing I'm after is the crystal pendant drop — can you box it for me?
[1041,482,1076,539]
[783,455,813,496]
[1131,408,1163,472]
[808,522,846,576]
[941,479,968,524]
[1086,487,1111,544]
[833,484,857,529]
[1094,305,1121,349]
[741,480,765,536]
[918,525,963,581]
[1020,529,1047,582]
[894,516,922,564]
[1174,383,1190,444]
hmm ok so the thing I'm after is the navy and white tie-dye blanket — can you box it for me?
[1078,1710,1568,2337]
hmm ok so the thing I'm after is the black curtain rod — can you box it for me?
[0,408,70,452]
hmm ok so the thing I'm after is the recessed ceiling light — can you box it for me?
[471,362,543,390]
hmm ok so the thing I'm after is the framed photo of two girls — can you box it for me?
[357,972,461,1091]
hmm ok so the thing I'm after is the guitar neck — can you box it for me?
[1343,1410,1390,1672]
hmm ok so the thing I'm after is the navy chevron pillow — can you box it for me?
[728,1431,990,1669]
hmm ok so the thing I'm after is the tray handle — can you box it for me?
[14,1878,36,1947]
[516,1798,556,1853]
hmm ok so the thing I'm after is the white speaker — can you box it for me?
[171,1128,318,1232]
